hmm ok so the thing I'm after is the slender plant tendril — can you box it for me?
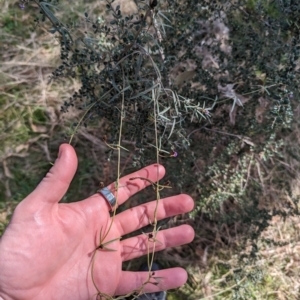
[148,78,161,278]
[68,89,113,145]
[90,66,127,300]
[92,43,163,300]
[89,63,166,299]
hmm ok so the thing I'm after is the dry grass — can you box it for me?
[0,0,107,220]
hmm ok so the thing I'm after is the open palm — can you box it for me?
[0,144,194,300]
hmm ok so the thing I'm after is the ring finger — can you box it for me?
[121,224,194,261]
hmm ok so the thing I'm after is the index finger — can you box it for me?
[89,164,165,208]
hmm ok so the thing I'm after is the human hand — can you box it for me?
[0,144,194,300]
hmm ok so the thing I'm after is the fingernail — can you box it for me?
[58,145,63,158]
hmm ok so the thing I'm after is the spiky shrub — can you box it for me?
[19,0,300,299]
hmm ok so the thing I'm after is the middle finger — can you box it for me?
[114,194,194,236]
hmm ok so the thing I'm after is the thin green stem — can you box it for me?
[68,89,113,145]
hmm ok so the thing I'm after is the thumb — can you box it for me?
[23,143,78,206]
